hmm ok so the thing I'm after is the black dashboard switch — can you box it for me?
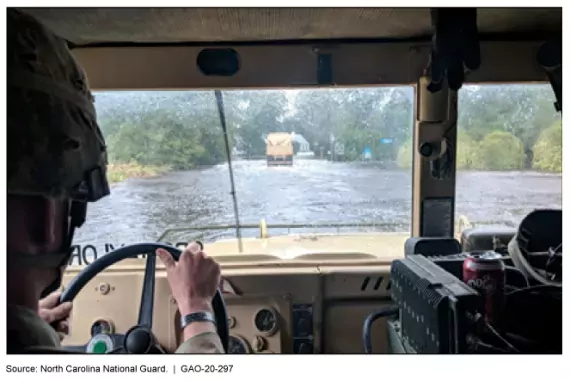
[292,304,313,337]
[294,339,314,354]
[292,304,314,353]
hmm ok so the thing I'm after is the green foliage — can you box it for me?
[93,84,561,182]
[456,131,477,169]
[452,84,560,172]
[289,87,413,163]
[98,92,226,171]
[533,121,562,172]
[471,131,525,170]
[397,138,413,169]
[225,91,289,157]
[104,110,208,170]
[107,162,169,183]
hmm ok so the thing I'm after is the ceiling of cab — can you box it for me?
[18,7,561,46]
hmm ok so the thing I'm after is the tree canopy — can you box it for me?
[532,120,562,172]
[94,83,561,173]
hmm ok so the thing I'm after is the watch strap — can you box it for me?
[180,311,216,329]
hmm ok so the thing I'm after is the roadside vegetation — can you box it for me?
[95,84,561,183]
[107,162,170,183]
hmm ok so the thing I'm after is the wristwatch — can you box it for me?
[180,311,216,329]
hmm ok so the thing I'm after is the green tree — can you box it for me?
[290,87,413,162]
[225,90,289,157]
[471,131,525,170]
[533,120,562,172]
[99,92,227,169]
[458,84,560,169]
[456,131,478,169]
[396,138,413,169]
[93,84,560,174]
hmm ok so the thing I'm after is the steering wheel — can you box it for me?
[59,243,229,354]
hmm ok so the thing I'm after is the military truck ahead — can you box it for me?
[266,132,293,166]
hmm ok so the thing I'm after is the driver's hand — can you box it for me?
[156,242,221,316]
[38,290,73,340]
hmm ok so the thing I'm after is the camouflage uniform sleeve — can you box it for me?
[7,305,62,353]
[175,332,225,354]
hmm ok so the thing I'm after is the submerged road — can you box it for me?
[73,159,562,252]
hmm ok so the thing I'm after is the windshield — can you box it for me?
[71,84,561,262]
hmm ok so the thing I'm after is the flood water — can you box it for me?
[73,159,562,252]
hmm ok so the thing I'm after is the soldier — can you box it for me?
[7,9,223,354]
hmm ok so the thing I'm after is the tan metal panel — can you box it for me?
[74,41,549,90]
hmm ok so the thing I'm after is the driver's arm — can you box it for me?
[174,300,224,353]
[157,243,225,354]
[175,321,224,353]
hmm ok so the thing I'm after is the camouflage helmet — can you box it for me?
[7,9,109,202]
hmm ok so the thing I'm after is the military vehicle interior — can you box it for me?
[16,7,562,354]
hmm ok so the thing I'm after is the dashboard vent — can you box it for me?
[360,276,385,291]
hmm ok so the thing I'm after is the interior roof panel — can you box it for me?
[16,7,562,46]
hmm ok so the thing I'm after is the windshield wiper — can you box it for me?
[214,90,243,253]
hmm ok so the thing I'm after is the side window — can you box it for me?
[455,84,562,230]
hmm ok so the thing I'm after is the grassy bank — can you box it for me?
[107,162,171,183]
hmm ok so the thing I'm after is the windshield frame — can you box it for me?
[75,41,549,91]
[76,39,558,245]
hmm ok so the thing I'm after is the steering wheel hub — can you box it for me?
[124,326,154,354]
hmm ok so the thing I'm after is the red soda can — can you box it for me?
[463,251,506,327]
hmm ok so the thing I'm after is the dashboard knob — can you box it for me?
[298,342,313,354]
[252,336,267,352]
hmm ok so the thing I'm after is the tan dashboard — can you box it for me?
[61,258,394,354]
